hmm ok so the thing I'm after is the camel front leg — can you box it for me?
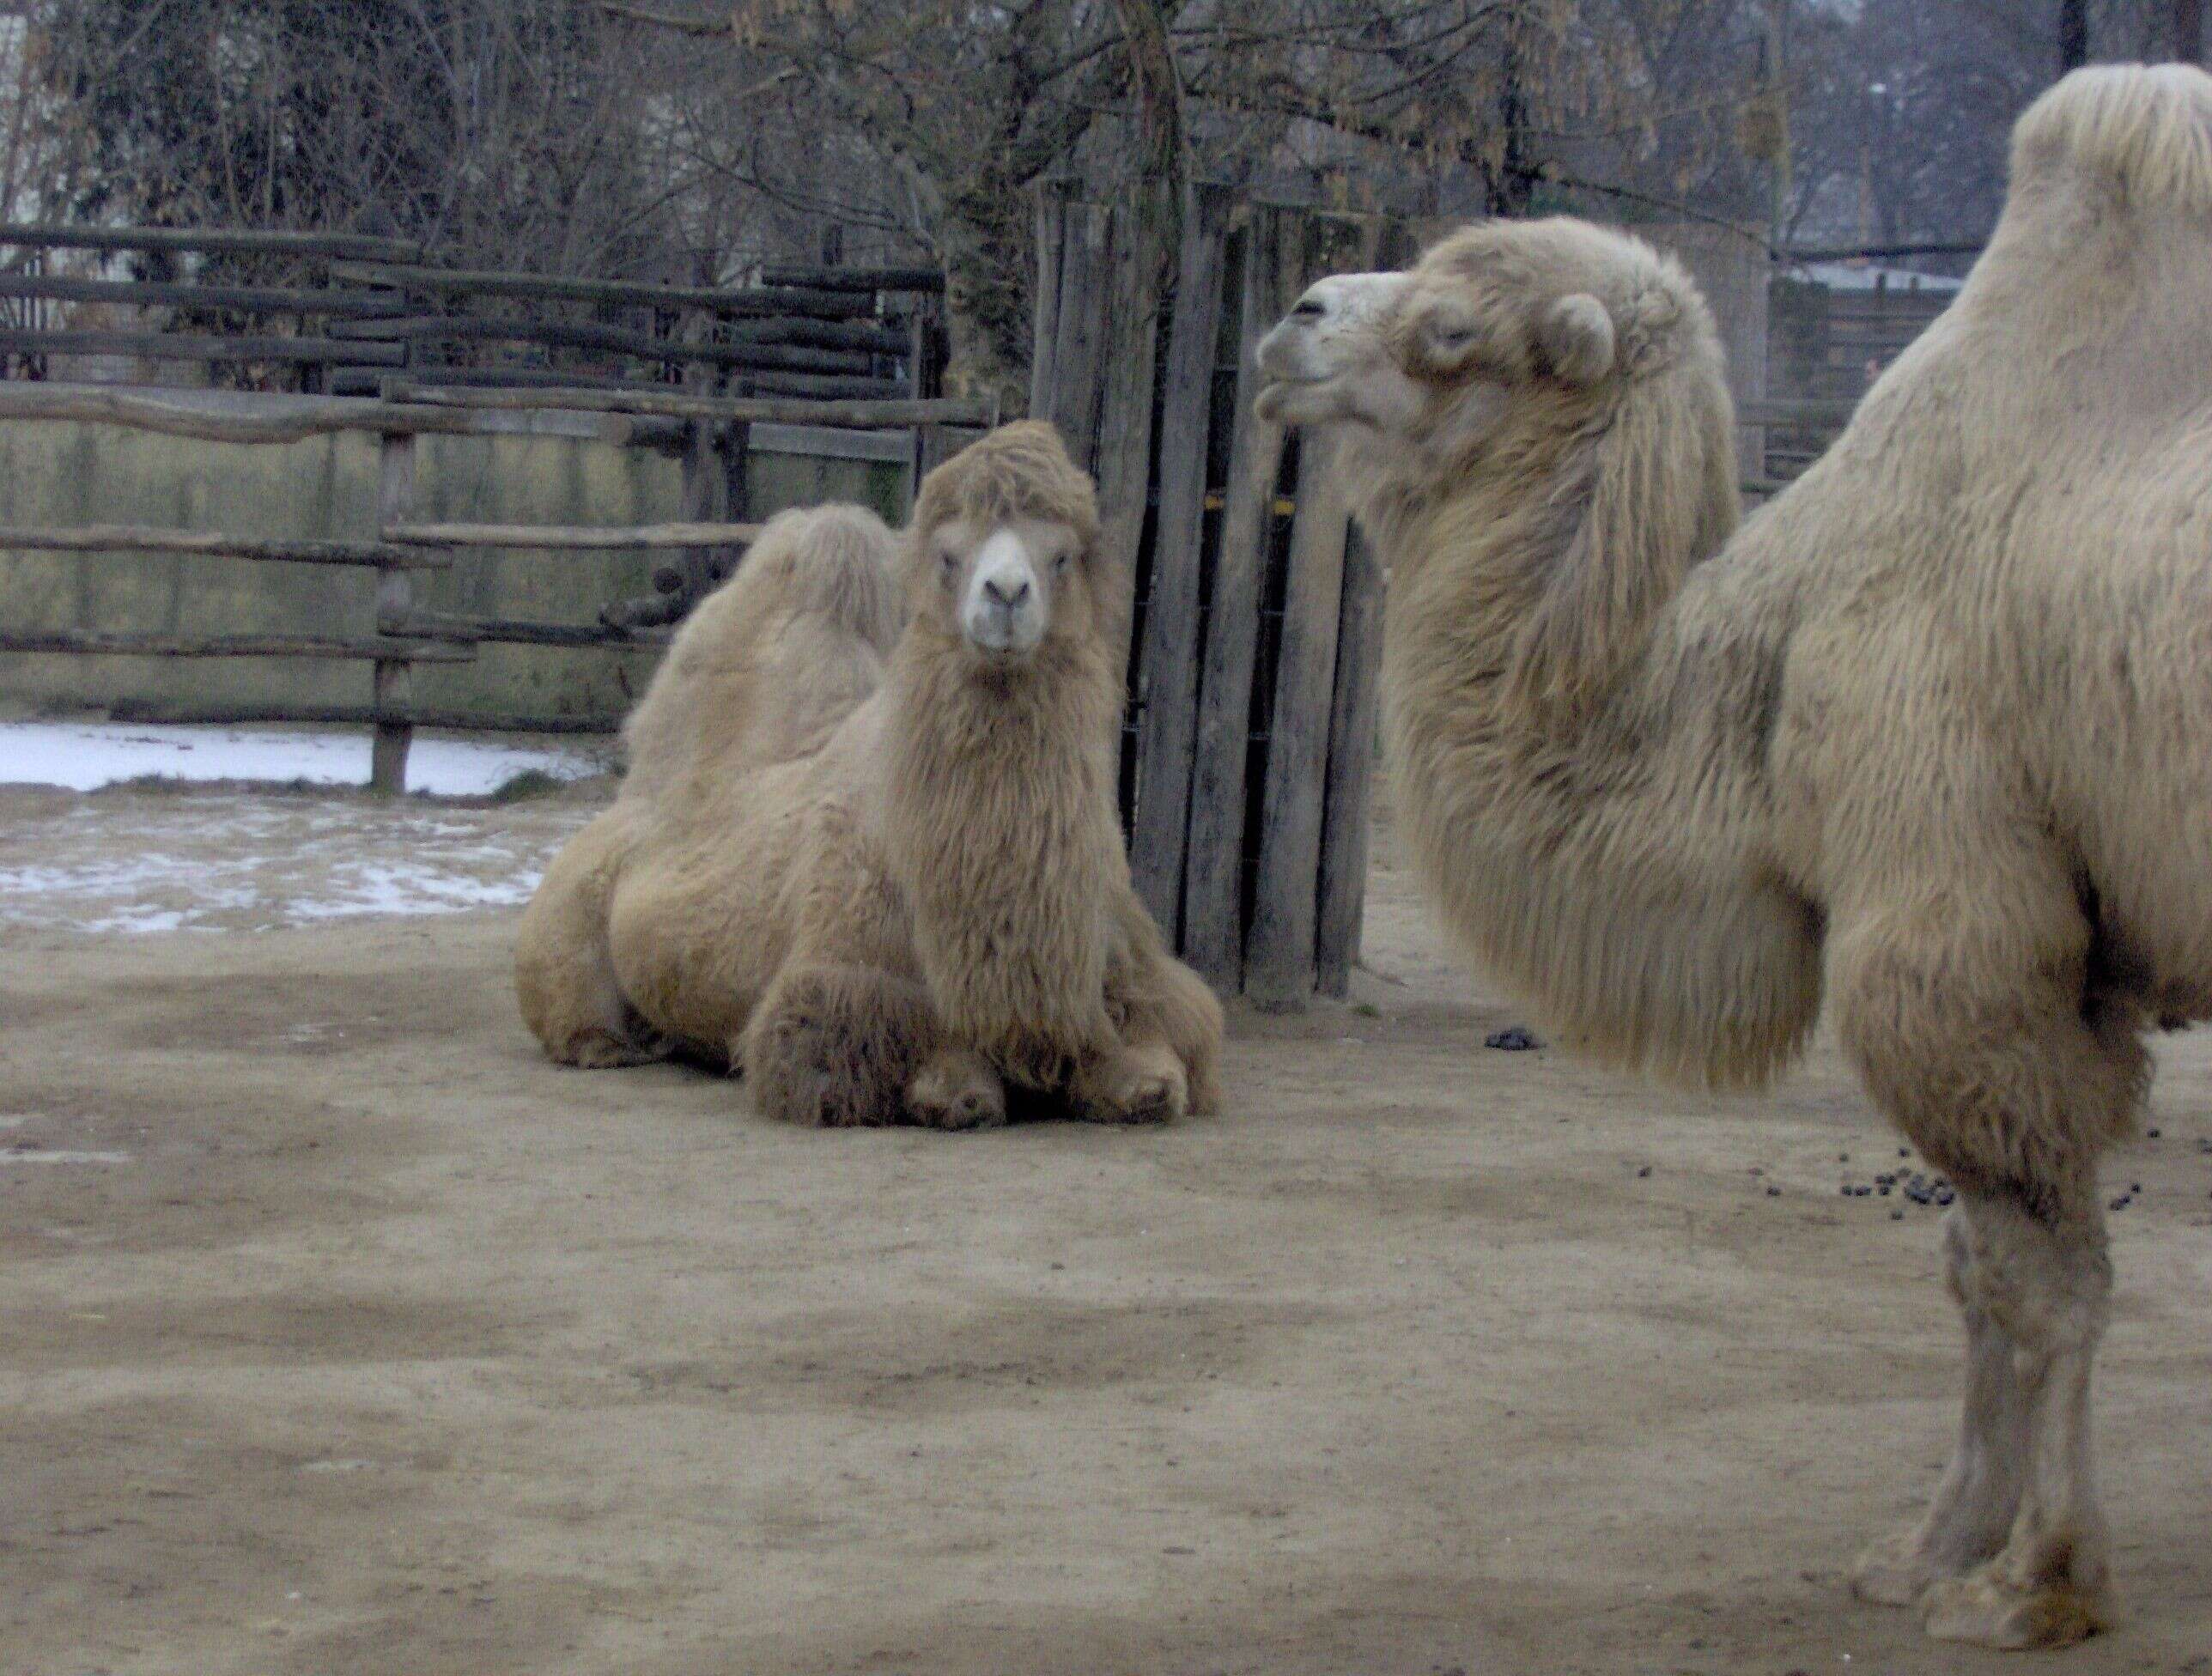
[905,1045,1008,1131]
[739,963,936,1128]
[1852,1205,2031,1605]
[1920,1190,2116,1649]
[1071,1036,1188,1125]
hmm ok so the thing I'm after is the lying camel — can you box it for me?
[517,422,1222,1129]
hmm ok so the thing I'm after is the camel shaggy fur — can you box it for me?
[1254,64,2212,1649]
[516,422,1222,1130]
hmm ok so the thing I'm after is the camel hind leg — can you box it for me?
[1832,853,2139,1649]
[514,807,670,1068]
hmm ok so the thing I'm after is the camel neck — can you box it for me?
[878,629,1126,1081]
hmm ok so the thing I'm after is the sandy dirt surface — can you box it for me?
[2,785,2208,1675]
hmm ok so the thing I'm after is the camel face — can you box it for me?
[1255,272,1424,433]
[927,513,1085,665]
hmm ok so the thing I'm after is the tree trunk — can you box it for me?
[935,166,1037,417]
[2177,0,2205,63]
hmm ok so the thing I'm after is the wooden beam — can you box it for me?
[1182,206,1296,989]
[0,630,473,661]
[0,525,446,568]
[1314,526,1384,997]
[370,433,421,793]
[0,274,402,317]
[384,519,763,550]
[0,222,418,259]
[756,264,944,293]
[382,381,994,430]
[0,328,405,366]
[112,700,622,735]
[331,314,879,376]
[1128,183,1234,938]
[329,259,874,319]
[1244,216,1382,1010]
[0,382,666,446]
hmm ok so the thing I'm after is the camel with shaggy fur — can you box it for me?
[518,422,1222,1129]
[515,502,907,1069]
[1254,64,2212,1649]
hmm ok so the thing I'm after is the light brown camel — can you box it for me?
[515,501,906,1069]
[517,422,1222,1129]
[1252,63,2212,1649]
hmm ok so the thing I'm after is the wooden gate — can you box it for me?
[1031,185,1416,1010]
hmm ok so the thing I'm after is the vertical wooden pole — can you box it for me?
[1128,181,1233,937]
[1182,206,1295,989]
[1030,182,1070,416]
[368,429,418,793]
[1314,525,1384,996]
[1039,201,1115,471]
[1093,203,1165,677]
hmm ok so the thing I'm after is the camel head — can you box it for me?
[908,421,1105,670]
[1255,218,1724,501]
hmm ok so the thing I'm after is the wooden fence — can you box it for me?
[0,224,944,403]
[1034,184,1416,1010]
[0,380,993,791]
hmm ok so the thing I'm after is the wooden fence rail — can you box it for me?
[1,380,974,791]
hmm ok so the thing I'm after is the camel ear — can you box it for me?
[1504,361,1724,725]
[1536,294,1615,385]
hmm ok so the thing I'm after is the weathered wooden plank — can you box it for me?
[1093,194,1166,674]
[756,264,944,293]
[1182,206,1296,989]
[393,613,672,649]
[330,259,874,318]
[1040,201,1115,471]
[384,519,763,550]
[0,630,471,662]
[381,381,993,430]
[112,700,623,735]
[1314,525,1384,997]
[1244,216,1381,1010]
[331,314,878,376]
[1030,184,1070,417]
[370,433,421,793]
[0,222,418,259]
[0,525,445,568]
[1127,182,1235,937]
[0,275,401,316]
[0,328,405,366]
[0,380,672,446]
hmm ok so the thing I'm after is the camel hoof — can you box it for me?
[1087,1072,1184,1126]
[1923,1570,2111,1649]
[558,1028,671,1069]
[1849,1529,1942,1609]
[906,1054,1008,1132]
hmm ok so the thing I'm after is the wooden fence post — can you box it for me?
[369,429,419,793]
[1036,201,1115,467]
[1182,206,1295,989]
[1314,525,1383,996]
[1127,181,1233,937]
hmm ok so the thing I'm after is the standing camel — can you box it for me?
[1250,64,2212,1648]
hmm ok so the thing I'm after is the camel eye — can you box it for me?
[1054,549,1073,572]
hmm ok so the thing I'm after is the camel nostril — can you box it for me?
[983,576,1031,609]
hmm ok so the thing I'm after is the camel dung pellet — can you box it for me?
[1636,1164,1653,1178]
[1765,1185,1782,1197]
[1890,1209,1905,1221]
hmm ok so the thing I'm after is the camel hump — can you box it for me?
[723,502,904,652]
[2012,63,2212,214]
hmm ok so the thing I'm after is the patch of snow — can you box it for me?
[0,1150,134,1165]
[0,720,596,795]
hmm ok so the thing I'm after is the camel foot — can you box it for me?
[1075,1046,1187,1126]
[556,1026,672,1069]
[906,1049,1008,1132]
[1923,1568,2112,1650]
[1850,1528,1955,1608]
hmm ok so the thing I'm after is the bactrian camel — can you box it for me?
[1252,63,2212,1649]
[517,422,1223,1129]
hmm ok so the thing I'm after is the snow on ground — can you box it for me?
[0,720,599,796]
[0,724,614,935]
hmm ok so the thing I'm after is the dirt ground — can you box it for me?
[3,782,2208,1675]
